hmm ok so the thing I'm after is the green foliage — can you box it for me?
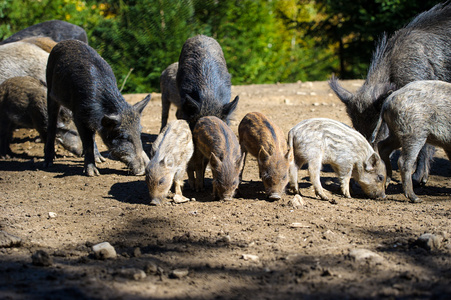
[0,0,447,91]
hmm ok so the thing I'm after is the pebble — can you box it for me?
[288,194,305,208]
[348,248,385,266]
[48,212,57,218]
[241,254,259,262]
[0,231,22,248]
[173,194,190,204]
[144,262,159,274]
[415,233,442,251]
[92,242,117,259]
[289,222,311,228]
[117,268,147,280]
[32,250,53,266]
[169,268,189,279]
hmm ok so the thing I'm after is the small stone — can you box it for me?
[117,268,146,280]
[241,254,259,262]
[133,247,141,257]
[0,231,22,248]
[173,194,190,203]
[415,233,442,251]
[92,242,116,259]
[289,222,311,228]
[144,262,158,274]
[32,250,53,266]
[48,212,57,218]
[169,268,189,279]
[348,248,385,266]
[289,194,305,208]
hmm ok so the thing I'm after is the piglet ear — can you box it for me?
[257,146,270,165]
[101,114,121,129]
[222,96,239,119]
[364,152,380,171]
[134,94,151,114]
[209,152,222,170]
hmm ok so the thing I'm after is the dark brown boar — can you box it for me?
[189,116,244,201]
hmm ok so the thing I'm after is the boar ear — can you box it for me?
[329,74,353,105]
[183,94,201,116]
[238,153,246,168]
[364,152,380,171]
[101,114,121,129]
[209,152,222,170]
[134,94,151,114]
[285,147,293,162]
[222,96,239,118]
[162,155,174,168]
[257,146,270,165]
[372,83,396,111]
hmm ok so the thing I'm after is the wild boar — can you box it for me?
[329,3,451,185]
[0,20,88,45]
[189,116,244,201]
[0,41,48,84]
[288,118,386,201]
[160,62,182,132]
[238,112,293,201]
[372,80,451,203]
[0,76,82,158]
[45,39,150,176]
[145,120,194,205]
[177,35,239,129]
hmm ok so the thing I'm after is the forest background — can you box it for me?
[0,0,444,93]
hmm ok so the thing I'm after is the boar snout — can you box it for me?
[268,192,282,201]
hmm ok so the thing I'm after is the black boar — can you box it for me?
[0,20,88,45]
[329,2,451,185]
[177,35,239,129]
[44,40,150,176]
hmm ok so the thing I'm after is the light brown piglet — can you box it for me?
[238,112,293,201]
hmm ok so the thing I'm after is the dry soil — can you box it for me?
[1,80,450,299]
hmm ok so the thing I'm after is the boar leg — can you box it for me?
[398,139,425,203]
[337,167,352,198]
[94,141,106,163]
[173,168,189,203]
[75,122,99,176]
[308,158,328,200]
[288,159,303,194]
[44,98,60,168]
[378,134,401,187]
[0,120,12,157]
[411,144,435,186]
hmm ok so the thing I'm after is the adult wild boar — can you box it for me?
[45,40,150,176]
[0,20,88,45]
[329,2,451,185]
[371,80,451,203]
[0,41,49,84]
[160,62,182,132]
[176,35,239,129]
[0,76,82,158]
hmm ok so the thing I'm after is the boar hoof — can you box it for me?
[150,198,163,206]
[268,193,281,201]
[95,153,106,163]
[85,164,100,176]
[409,196,423,204]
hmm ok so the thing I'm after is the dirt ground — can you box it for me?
[1,80,450,300]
